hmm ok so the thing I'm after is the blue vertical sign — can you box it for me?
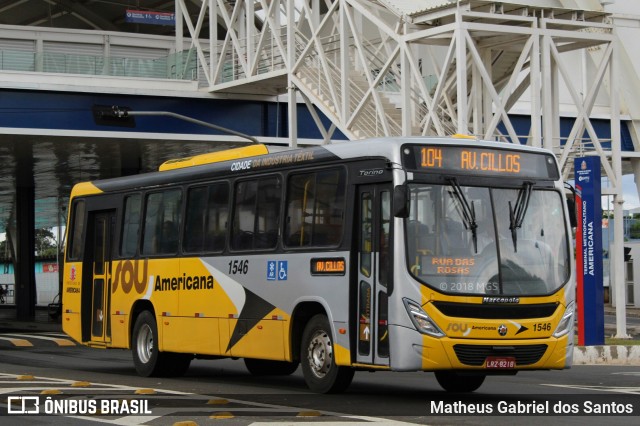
[574,157,604,346]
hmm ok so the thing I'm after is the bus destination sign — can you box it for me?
[311,257,346,276]
[404,145,559,180]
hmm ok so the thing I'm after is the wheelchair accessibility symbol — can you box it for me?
[267,261,287,281]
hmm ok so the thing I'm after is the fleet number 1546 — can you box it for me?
[228,259,249,274]
[533,322,551,332]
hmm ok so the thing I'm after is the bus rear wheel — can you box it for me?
[300,314,354,393]
[132,311,191,377]
[244,358,299,376]
[434,371,486,392]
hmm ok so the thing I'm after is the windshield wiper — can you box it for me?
[446,177,478,253]
[509,182,533,252]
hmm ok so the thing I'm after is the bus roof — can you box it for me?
[159,144,270,171]
[70,137,557,197]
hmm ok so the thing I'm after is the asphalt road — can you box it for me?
[0,332,639,425]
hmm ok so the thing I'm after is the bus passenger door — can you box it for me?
[87,211,115,345]
[356,185,392,366]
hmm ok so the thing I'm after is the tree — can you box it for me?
[0,228,59,258]
[35,228,58,257]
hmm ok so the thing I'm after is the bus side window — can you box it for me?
[285,168,345,248]
[360,192,372,277]
[379,190,391,287]
[142,189,182,255]
[231,176,280,251]
[232,180,258,250]
[184,182,229,253]
[286,173,313,247]
[67,199,86,261]
[184,186,208,252]
[120,194,141,258]
[205,182,229,252]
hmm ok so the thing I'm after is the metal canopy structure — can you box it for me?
[183,1,617,167]
[178,0,628,336]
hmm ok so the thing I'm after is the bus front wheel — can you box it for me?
[300,314,354,393]
[434,371,486,392]
[132,311,191,377]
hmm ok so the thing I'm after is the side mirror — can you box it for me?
[566,197,577,228]
[393,184,410,218]
[563,182,577,228]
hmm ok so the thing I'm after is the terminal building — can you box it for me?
[0,1,638,330]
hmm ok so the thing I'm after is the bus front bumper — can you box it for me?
[389,324,573,372]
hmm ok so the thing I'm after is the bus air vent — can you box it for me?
[432,302,558,319]
[453,344,548,366]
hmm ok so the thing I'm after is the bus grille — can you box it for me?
[432,302,558,319]
[453,344,548,366]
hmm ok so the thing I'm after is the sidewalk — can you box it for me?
[574,305,640,366]
[603,305,640,338]
[0,306,62,332]
[604,305,640,318]
[0,318,61,332]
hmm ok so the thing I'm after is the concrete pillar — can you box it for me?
[14,141,36,321]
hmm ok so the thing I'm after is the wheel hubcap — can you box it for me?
[137,324,153,364]
[307,330,332,379]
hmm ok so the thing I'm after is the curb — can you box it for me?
[573,345,640,365]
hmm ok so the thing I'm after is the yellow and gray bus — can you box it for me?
[63,136,574,393]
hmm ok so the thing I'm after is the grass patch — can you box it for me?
[604,337,640,346]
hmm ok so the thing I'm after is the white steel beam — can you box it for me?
[209,0,217,84]
[287,0,297,148]
[340,4,350,121]
[530,27,541,147]
[610,34,629,338]
[455,13,468,135]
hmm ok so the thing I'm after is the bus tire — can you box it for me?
[132,311,166,377]
[244,358,299,376]
[434,371,486,392]
[300,314,354,393]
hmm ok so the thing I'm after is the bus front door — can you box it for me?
[87,211,115,345]
[356,185,392,366]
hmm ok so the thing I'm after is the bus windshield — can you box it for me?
[406,183,570,296]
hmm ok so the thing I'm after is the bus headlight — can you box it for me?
[403,298,444,337]
[553,301,575,338]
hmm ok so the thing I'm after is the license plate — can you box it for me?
[485,356,516,369]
